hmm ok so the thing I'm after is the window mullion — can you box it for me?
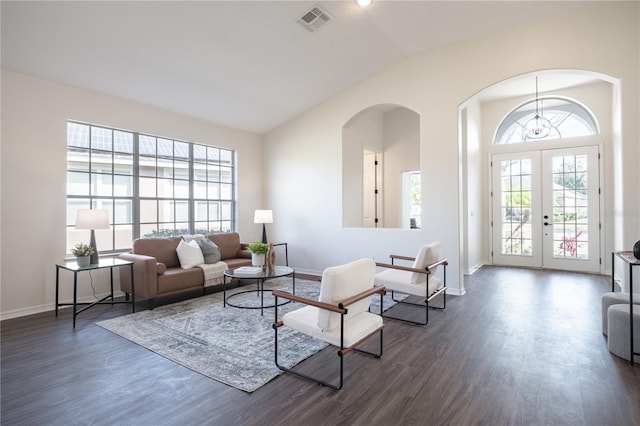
[133,132,141,240]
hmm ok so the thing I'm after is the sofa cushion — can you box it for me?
[209,232,241,260]
[157,267,204,294]
[198,238,221,264]
[176,240,205,269]
[132,237,182,268]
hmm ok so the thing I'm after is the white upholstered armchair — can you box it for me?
[374,242,447,325]
[272,258,386,390]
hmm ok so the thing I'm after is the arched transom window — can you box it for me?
[495,97,598,145]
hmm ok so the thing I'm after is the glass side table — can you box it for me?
[55,258,135,328]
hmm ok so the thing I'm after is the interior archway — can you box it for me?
[458,69,621,275]
[342,104,421,229]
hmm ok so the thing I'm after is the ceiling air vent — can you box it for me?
[297,5,332,32]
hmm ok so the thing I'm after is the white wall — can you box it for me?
[382,107,420,228]
[263,2,639,296]
[0,71,264,319]
[461,98,484,274]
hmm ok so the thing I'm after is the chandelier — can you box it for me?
[524,77,553,139]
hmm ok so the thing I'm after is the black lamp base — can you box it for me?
[261,224,268,244]
[89,229,99,265]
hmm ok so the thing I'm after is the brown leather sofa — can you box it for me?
[118,232,252,308]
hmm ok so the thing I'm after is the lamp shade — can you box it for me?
[75,209,110,230]
[254,210,273,224]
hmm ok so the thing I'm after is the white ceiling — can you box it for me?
[1,1,603,134]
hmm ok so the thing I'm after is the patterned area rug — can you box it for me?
[97,278,400,392]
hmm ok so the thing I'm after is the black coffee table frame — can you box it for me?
[223,266,295,316]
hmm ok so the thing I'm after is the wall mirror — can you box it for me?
[342,104,421,229]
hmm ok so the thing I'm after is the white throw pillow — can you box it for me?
[176,239,205,269]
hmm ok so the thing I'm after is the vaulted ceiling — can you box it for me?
[1,1,602,133]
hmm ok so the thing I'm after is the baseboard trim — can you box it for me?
[447,287,466,297]
[464,263,484,275]
[1,291,127,321]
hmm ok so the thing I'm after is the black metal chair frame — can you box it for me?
[273,286,386,390]
[375,256,448,326]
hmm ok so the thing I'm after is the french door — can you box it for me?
[491,146,600,272]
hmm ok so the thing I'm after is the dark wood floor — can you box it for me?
[2,266,639,425]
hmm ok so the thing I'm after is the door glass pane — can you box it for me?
[500,159,532,256]
[551,154,589,259]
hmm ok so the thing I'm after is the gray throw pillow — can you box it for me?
[198,238,221,264]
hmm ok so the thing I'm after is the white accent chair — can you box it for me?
[272,258,385,390]
[374,242,447,325]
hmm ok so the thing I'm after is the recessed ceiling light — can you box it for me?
[356,0,372,7]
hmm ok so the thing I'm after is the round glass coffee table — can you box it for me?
[223,265,295,315]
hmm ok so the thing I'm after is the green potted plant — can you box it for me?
[72,242,94,267]
[247,242,269,267]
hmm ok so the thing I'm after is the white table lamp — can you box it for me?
[75,209,110,265]
[254,210,273,243]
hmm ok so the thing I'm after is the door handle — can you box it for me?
[544,222,550,226]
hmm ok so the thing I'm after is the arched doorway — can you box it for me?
[459,70,617,274]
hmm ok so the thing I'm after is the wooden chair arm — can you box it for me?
[377,258,448,275]
[272,290,346,314]
[376,262,430,275]
[339,286,386,309]
[390,254,416,262]
[272,286,386,314]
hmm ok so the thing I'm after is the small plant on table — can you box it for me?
[71,242,94,257]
